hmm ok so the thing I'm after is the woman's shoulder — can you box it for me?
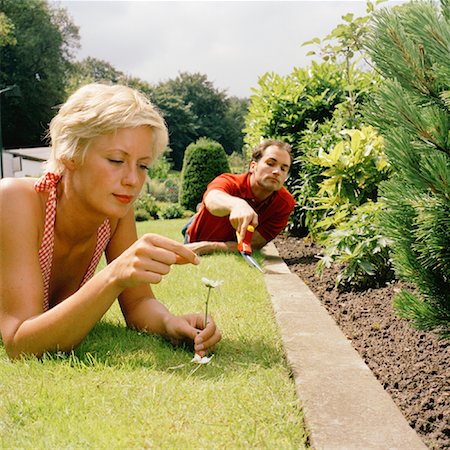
[0,177,43,217]
[1,176,38,192]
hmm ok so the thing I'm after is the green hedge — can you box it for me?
[179,138,230,212]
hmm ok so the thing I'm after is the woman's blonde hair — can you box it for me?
[45,83,169,174]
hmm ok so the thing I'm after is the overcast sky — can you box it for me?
[51,0,404,98]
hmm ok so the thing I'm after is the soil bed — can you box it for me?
[274,235,449,450]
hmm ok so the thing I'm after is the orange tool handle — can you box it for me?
[237,225,254,254]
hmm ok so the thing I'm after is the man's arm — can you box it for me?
[204,189,258,240]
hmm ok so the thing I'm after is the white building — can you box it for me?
[2,147,50,178]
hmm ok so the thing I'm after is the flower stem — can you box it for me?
[204,287,212,327]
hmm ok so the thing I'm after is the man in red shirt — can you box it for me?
[183,139,295,255]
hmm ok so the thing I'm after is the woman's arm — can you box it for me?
[108,212,220,356]
[0,179,126,358]
[0,181,208,359]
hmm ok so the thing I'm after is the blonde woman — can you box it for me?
[0,83,221,360]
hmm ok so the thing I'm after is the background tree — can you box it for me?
[0,11,17,46]
[179,137,230,212]
[64,63,247,172]
[65,57,155,97]
[65,57,125,94]
[221,96,249,156]
[150,83,199,170]
[153,72,243,169]
[0,0,79,149]
[364,0,450,338]
[1,1,247,174]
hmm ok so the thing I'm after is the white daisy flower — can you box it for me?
[201,277,223,288]
[191,353,214,365]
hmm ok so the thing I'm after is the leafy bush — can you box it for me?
[144,175,180,203]
[160,203,185,220]
[144,178,166,200]
[316,201,394,288]
[244,61,348,153]
[288,117,346,235]
[134,208,151,222]
[134,194,160,221]
[305,126,393,288]
[228,151,248,174]
[244,60,377,234]
[308,126,391,237]
[147,150,172,181]
[179,137,230,212]
[163,177,180,203]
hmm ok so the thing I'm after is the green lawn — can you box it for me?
[0,219,309,449]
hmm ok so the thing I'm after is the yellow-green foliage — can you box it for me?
[309,126,391,234]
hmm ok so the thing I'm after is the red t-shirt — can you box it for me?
[187,172,295,243]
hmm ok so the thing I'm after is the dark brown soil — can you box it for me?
[274,235,450,450]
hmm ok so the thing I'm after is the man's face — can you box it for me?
[249,145,291,194]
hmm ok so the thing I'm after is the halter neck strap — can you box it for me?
[34,172,61,193]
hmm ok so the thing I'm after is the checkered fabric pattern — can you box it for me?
[34,173,111,311]
[80,220,111,287]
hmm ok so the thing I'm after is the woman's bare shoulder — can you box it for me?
[0,177,43,223]
[0,177,38,196]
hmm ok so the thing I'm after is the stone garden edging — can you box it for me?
[261,242,428,450]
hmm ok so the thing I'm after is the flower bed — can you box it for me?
[275,235,449,449]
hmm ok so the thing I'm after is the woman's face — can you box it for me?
[69,126,154,219]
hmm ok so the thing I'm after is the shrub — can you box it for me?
[134,208,151,222]
[160,203,185,220]
[316,201,394,288]
[308,126,391,237]
[144,178,166,200]
[163,177,180,203]
[244,62,348,153]
[288,117,346,235]
[228,151,248,174]
[134,194,160,221]
[364,0,450,338]
[243,60,378,234]
[147,150,172,181]
[179,137,230,212]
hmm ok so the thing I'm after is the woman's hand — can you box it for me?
[110,233,200,289]
[163,313,222,357]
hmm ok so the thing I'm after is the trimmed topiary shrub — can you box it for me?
[179,137,230,212]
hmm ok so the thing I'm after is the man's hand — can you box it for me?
[228,200,259,241]
[204,190,258,241]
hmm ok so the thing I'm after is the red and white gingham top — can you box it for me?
[34,173,111,311]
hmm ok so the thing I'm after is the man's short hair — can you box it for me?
[251,139,293,165]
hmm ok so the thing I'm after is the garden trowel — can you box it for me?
[236,225,264,272]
